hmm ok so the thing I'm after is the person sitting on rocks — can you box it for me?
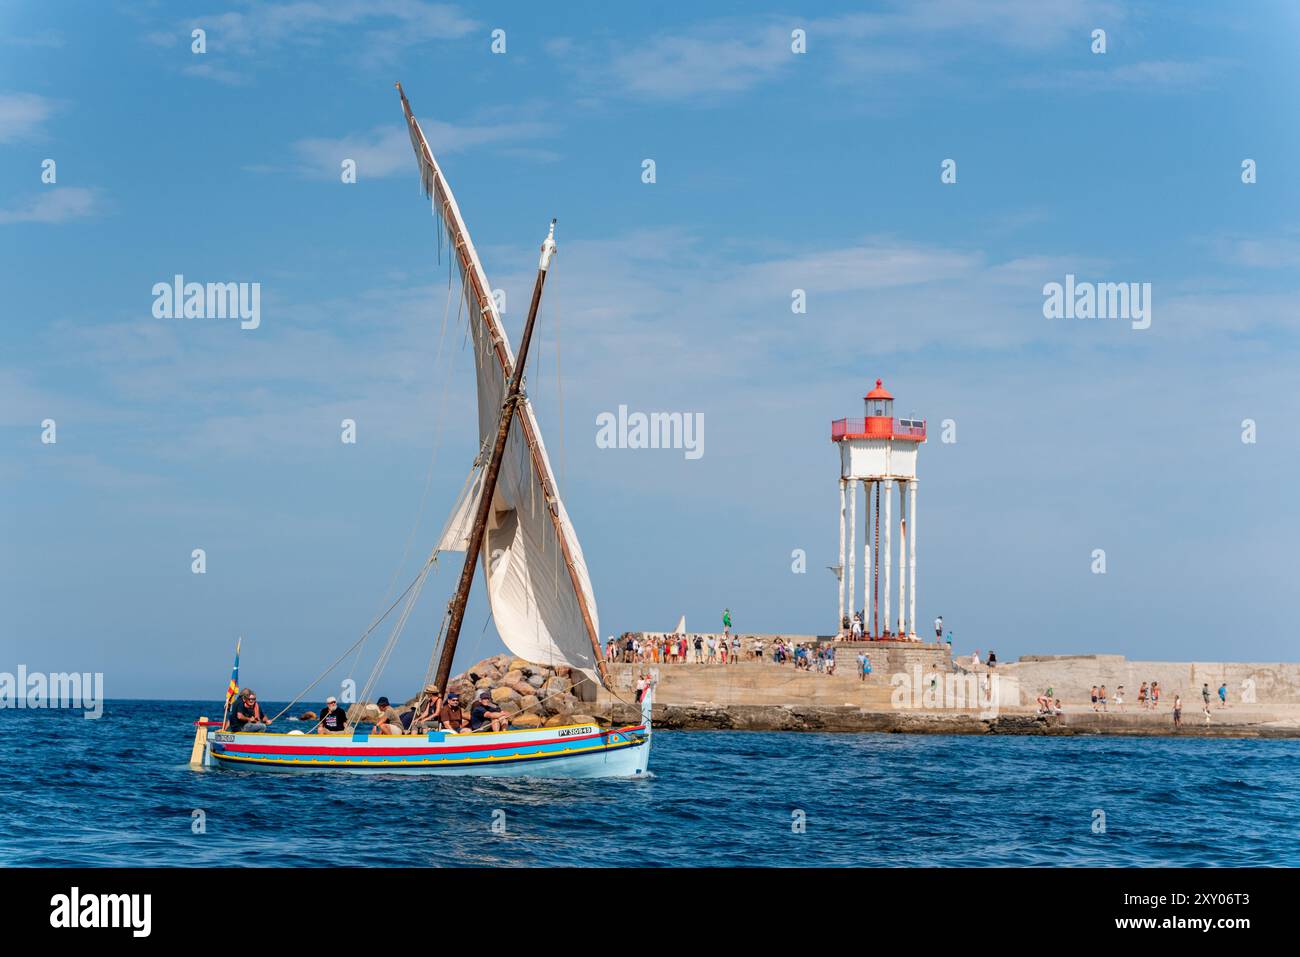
[315,696,347,734]
[438,692,467,733]
[470,689,509,732]
[229,688,271,733]
[371,696,404,736]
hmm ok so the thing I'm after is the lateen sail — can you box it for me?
[399,88,602,682]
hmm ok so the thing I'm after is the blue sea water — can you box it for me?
[2,700,1297,867]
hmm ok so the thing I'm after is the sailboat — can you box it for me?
[190,85,652,777]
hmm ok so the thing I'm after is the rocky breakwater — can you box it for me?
[344,654,603,730]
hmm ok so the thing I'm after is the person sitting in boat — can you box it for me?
[412,685,443,733]
[470,689,509,732]
[229,688,271,732]
[438,692,467,733]
[315,696,347,734]
[371,696,404,736]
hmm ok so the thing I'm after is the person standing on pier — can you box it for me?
[851,612,863,638]
[722,608,732,637]
[1218,682,1228,708]
[934,615,943,640]
[1173,695,1182,728]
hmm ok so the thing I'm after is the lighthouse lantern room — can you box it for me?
[831,380,926,640]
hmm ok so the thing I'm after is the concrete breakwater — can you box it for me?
[339,643,1300,739]
[596,701,1300,738]
[593,639,1300,738]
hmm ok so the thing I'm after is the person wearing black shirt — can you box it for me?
[316,696,347,734]
[470,690,508,732]
[228,689,270,732]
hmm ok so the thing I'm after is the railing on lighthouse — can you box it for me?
[831,418,927,441]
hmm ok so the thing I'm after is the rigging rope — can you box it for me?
[266,561,436,725]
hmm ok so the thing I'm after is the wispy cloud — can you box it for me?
[144,1,478,79]
[0,92,60,143]
[0,187,100,225]
[290,118,552,178]
[549,0,1129,103]
[1023,58,1223,92]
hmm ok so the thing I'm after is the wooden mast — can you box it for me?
[434,221,557,694]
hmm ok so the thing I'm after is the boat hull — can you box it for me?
[206,720,651,778]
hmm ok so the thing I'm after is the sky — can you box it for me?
[2,1,1298,700]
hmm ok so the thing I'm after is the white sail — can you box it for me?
[435,466,484,553]
[399,87,602,682]
[673,615,686,635]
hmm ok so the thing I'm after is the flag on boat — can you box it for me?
[223,637,241,723]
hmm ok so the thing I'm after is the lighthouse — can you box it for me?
[831,380,926,640]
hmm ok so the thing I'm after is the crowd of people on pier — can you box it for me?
[605,631,857,675]
[1034,679,1232,727]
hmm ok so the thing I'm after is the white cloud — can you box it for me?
[291,119,552,178]
[550,1,1129,103]
[1024,58,1222,92]
[0,92,59,143]
[0,187,100,225]
[147,1,477,78]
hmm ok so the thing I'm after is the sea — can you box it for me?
[3,700,1297,867]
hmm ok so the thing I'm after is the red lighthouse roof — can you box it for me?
[864,379,893,401]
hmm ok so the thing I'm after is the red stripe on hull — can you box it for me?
[218,726,646,758]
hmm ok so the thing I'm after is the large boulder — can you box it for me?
[544,675,572,697]
[527,673,546,689]
[508,658,532,674]
[491,686,520,704]
[569,714,598,727]
[474,676,493,689]
[503,670,524,685]
[509,680,535,697]
[543,692,579,716]
[511,714,544,729]
[519,694,541,713]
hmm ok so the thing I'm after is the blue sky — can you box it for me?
[3,1,1298,700]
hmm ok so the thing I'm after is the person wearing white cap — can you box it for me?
[315,695,347,734]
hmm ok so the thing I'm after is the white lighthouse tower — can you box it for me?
[831,380,926,640]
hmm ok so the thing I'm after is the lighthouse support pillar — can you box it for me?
[863,480,872,639]
[897,480,907,637]
[908,479,917,639]
[837,478,846,634]
[882,479,892,638]
[847,479,857,632]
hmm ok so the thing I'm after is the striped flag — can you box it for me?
[221,637,241,729]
